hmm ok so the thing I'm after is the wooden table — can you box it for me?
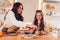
[0,34,60,40]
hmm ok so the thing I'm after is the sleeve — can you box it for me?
[6,11,26,27]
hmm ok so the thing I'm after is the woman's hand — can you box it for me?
[26,24,38,34]
[26,24,33,28]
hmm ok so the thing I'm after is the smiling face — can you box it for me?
[17,5,23,14]
[36,12,42,21]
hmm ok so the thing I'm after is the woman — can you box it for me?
[1,2,35,33]
[4,2,25,27]
[34,10,49,35]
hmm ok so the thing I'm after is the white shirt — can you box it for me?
[4,11,27,28]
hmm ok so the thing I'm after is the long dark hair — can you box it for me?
[34,10,45,31]
[12,2,24,21]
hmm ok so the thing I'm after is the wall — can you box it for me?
[0,0,42,22]
[17,0,39,22]
[42,2,60,28]
[44,16,60,28]
[0,0,60,28]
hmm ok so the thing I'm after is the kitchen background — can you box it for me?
[0,0,60,28]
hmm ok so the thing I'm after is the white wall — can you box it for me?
[0,14,5,21]
[0,0,60,28]
[42,2,60,28]
[17,0,60,28]
[44,16,60,28]
[17,0,39,22]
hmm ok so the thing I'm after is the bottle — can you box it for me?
[52,27,57,38]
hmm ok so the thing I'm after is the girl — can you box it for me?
[34,10,49,35]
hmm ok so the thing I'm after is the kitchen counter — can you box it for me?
[0,34,60,40]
